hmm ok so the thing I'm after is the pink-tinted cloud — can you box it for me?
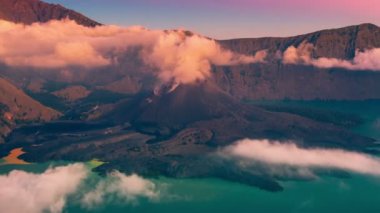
[283,42,380,71]
[0,19,265,85]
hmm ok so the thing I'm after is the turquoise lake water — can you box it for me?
[1,101,380,213]
[253,100,380,140]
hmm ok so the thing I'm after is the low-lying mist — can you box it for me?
[221,139,380,176]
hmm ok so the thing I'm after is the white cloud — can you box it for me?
[283,41,380,71]
[82,172,159,208]
[0,163,161,213]
[283,42,314,64]
[0,19,265,85]
[0,163,88,213]
[222,139,380,176]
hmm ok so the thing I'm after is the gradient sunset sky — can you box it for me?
[44,0,379,39]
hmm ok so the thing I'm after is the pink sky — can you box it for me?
[44,0,380,39]
[183,0,378,17]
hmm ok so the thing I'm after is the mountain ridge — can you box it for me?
[1,0,379,101]
[215,23,380,100]
[221,23,379,40]
[0,0,379,191]
[219,23,380,60]
[0,0,101,26]
[0,76,61,143]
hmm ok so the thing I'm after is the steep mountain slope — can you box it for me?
[0,77,61,142]
[0,1,378,189]
[212,63,380,100]
[220,23,380,60]
[1,0,379,101]
[0,0,100,26]
[216,23,380,100]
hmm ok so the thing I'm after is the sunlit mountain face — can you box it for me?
[1,0,380,213]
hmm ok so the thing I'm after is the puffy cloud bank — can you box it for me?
[82,171,158,208]
[283,42,380,71]
[0,19,266,85]
[222,139,380,176]
[0,163,159,213]
[0,163,87,213]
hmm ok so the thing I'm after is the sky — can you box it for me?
[44,0,380,39]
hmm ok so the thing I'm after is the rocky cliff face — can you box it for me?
[220,23,380,60]
[216,24,380,100]
[213,64,380,100]
[0,0,100,26]
[0,0,379,101]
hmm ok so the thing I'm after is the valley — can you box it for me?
[0,0,380,199]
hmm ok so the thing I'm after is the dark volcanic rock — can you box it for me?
[108,82,243,131]
[104,81,375,149]
[1,81,377,191]
[0,0,101,26]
